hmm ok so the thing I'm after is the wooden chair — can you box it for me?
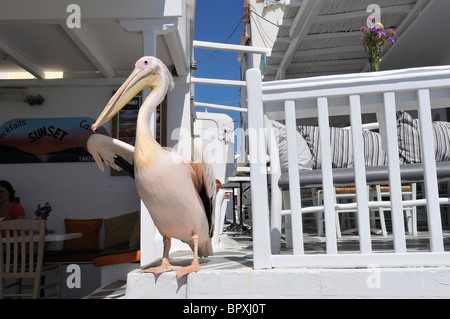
[0,220,61,299]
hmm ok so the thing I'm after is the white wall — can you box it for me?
[247,0,285,70]
[0,86,140,240]
[194,111,235,184]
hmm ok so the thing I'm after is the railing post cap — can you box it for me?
[246,68,262,78]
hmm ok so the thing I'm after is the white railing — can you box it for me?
[247,65,450,269]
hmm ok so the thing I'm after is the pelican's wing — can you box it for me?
[191,138,217,237]
[87,134,135,178]
[193,138,216,198]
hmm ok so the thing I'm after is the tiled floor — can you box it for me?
[84,232,254,299]
[84,280,127,299]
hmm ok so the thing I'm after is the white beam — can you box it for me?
[120,17,190,76]
[285,0,302,6]
[191,77,246,87]
[61,24,115,78]
[193,40,272,56]
[0,38,45,79]
[264,70,352,80]
[277,18,293,27]
[265,58,366,71]
[163,26,189,76]
[119,17,179,33]
[0,0,182,22]
[0,77,127,88]
[306,31,362,41]
[271,45,363,60]
[315,4,413,23]
[276,0,325,80]
[194,102,247,113]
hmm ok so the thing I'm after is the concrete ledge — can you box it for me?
[126,270,188,299]
[125,266,450,299]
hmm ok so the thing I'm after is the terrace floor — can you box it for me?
[84,215,450,299]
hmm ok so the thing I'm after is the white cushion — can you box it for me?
[271,121,313,172]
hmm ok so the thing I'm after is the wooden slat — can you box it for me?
[21,230,26,273]
[265,116,283,254]
[285,100,304,255]
[5,233,11,274]
[349,95,372,254]
[13,231,18,273]
[417,89,444,252]
[28,230,34,272]
[382,92,407,253]
[246,68,272,268]
[317,97,337,254]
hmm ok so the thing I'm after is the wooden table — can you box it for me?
[2,232,82,243]
[225,175,251,234]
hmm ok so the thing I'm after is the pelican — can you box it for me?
[87,56,216,278]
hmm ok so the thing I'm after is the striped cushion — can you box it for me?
[330,127,354,169]
[362,129,387,166]
[298,126,386,169]
[434,121,450,161]
[397,111,450,163]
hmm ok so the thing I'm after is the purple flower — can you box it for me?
[34,202,52,220]
[360,22,396,70]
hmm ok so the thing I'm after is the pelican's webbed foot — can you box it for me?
[141,258,181,275]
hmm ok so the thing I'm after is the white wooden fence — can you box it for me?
[247,65,450,269]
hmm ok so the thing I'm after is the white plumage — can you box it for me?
[87,57,217,278]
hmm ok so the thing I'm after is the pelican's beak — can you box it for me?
[91,67,152,132]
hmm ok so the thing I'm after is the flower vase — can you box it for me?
[369,61,379,72]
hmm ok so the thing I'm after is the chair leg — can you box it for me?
[56,265,62,299]
[32,275,41,299]
[403,183,418,236]
[316,212,324,237]
[376,185,388,237]
[333,188,343,238]
[411,183,417,236]
[312,188,325,237]
[335,211,342,238]
[16,279,22,298]
[378,207,387,236]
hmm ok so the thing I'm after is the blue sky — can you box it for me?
[193,0,244,137]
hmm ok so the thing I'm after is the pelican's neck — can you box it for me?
[135,74,169,171]
[137,74,168,137]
